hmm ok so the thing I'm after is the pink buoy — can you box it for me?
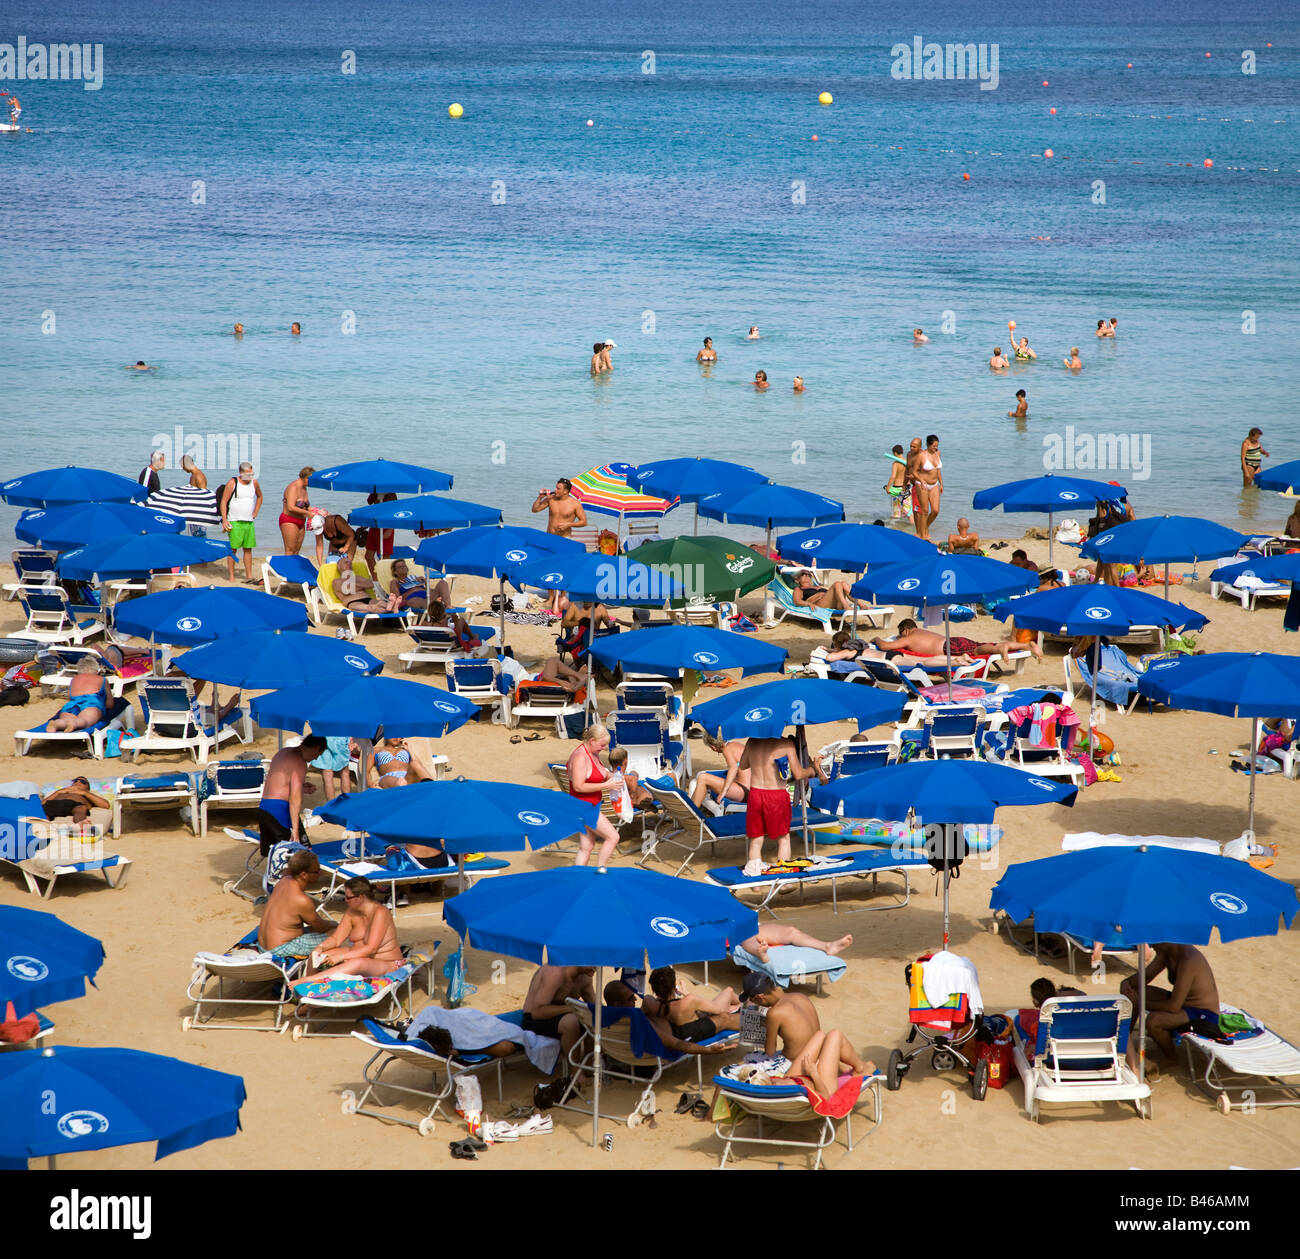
[1204,158,1213,167]
[1044,148,1054,158]
[1049,107,1056,114]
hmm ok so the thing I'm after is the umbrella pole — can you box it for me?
[592,964,604,1148]
[944,605,953,702]
[1089,634,1102,754]
[1048,510,1054,567]
[457,852,466,894]
[943,830,951,951]
[762,524,773,622]
[693,504,699,537]
[1163,560,1170,600]
[796,725,811,858]
[498,576,507,650]
[1247,716,1259,840]
[1138,942,1148,1088]
[585,616,596,725]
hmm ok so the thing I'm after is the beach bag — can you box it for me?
[597,530,619,556]
[561,710,587,740]
[0,686,29,706]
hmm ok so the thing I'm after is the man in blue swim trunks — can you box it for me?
[46,659,110,733]
[259,736,327,854]
[1120,942,1220,1074]
[257,848,335,959]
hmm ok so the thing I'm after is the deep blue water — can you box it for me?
[3,0,1298,542]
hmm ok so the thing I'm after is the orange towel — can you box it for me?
[797,1072,864,1118]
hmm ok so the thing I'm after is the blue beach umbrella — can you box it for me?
[112,586,309,645]
[57,533,232,581]
[1080,515,1249,594]
[0,1045,246,1169]
[1210,552,1300,589]
[1137,652,1300,838]
[0,904,105,1018]
[16,504,185,552]
[814,758,1077,947]
[972,474,1128,563]
[586,624,786,679]
[626,458,768,534]
[853,553,1036,697]
[993,582,1209,748]
[1254,459,1300,495]
[690,676,904,741]
[776,522,934,572]
[174,630,381,689]
[250,675,479,738]
[315,780,598,854]
[347,494,500,533]
[445,865,758,1146]
[416,525,585,645]
[0,466,148,509]
[990,845,1299,1085]
[308,459,453,495]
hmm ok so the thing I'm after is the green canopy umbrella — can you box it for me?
[632,536,775,605]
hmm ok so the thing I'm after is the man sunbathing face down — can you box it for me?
[741,975,873,1096]
[873,618,1042,664]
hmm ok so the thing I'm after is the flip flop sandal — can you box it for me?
[510,735,523,744]
[462,1134,488,1151]
[691,1100,710,1119]
[449,1141,478,1160]
[524,732,544,741]
[505,1104,535,1120]
[674,1092,701,1115]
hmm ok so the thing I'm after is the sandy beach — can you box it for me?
[2,530,1297,1172]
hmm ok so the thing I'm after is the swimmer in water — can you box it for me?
[1095,319,1110,338]
[1008,389,1028,419]
[233,322,244,337]
[989,345,1009,370]
[792,376,805,393]
[1241,428,1269,487]
[1063,347,1082,371]
[696,337,716,363]
[913,327,929,344]
[747,326,760,340]
[753,370,769,391]
[290,322,301,335]
[1108,317,1118,336]
[127,361,156,371]
[1012,335,1036,361]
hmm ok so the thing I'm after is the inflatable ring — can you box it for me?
[0,639,42,664]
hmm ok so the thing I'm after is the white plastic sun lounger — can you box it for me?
[1183,1004,1300,1113]
[185,931,305,1033]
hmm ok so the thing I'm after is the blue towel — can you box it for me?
[732,944,847,987]
[405,1006,560,1075]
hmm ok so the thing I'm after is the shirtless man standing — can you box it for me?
[1008,389,1028,419]
[257,849,335,959]
[742,974,873,1095]
[258,737,326,852]
[532,478,587,538]
[1120,943,1220,1073]
[721,736,827,876]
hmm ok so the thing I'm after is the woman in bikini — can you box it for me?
[908,438,941,541]
[372,736,412,789]
[690,732,750,810]
[299,877,403,984]
[1241,428,1268,487]
[388,559,447,612]
[278,466,315,555]
[566,723,622,867]
[792,569,863,612]
[923,434,944,536]
[642,966,741,1042]
[332,568,399,613]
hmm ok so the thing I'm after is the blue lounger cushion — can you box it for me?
[732,944,847,987]
[708,849,928,887]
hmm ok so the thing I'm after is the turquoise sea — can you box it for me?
[3,0,1298,542]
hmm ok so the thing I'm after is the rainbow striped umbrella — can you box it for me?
[570,462,679,522]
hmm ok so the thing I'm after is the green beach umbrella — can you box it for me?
[632,536,775,605]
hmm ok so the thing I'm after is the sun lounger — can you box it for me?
[712,1069,883,1169]
[397,623,495,671]
[122,677,251,763]
[508,679,584,734]
[559,998,740,1124]
[998,713,1085,782]
[767,568,894,634]
[14,695,131,758]
[196,758,269,837]
[1210,558,1291,611]
[310,559,415,638]
[34,645,160,701]
[1005,994,1152,1122]
[289,943,440,1039]
[112,770,198,835]
[608,710,683,779]
[312,837,510,914]
[5,549,58,598]
[185,929,306,1033]
[706,849,930,916]
[261,553,319,601]
[445,657,512,725]
[343,1011,537,1135]
[220,825,272,902]
[731,943,847,998]
[11,584,105,645]
[0,822,131,898]
[1182,1004,1300,1113]
[0,1010,55,1051]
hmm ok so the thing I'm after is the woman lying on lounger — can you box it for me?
[642,966,741,1041]
[45,659,111,732]
[300,876,404,985]
[792,570,868,612]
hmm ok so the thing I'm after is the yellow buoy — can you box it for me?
[448,103,463,119]
[818,91,833,105]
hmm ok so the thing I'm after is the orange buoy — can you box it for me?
[962,172,970,180]
[1204,158,1213,167]
[1042,80,1049,86]
[1049,107,1056,114]
[1044,148,1054,158]
[1127,62,1133,68]
[811,134,818,140]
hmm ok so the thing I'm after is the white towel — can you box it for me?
[920,950,983,1015]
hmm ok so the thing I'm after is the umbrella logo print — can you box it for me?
[505,549,528,562]
[435,700,461,713]
[800,539,822,551]
[57,1110,110,1139]
[1085,606,1112,620]
[1059,491,1080,501]
[177,617,203,632]
[898,578,920,591]
[2,480,19,490]
[744,706,773,723]
[1096,533,1114,545]
[344,655,369,669]
[320,471,339,480]
[725,557,754,575]
[28,510,45,520]
[542,572,563,584]
[1210,892,1248,915]
[517,810,550,827]
[1027,778,1056,791]
[7,954,49,981]
[153,514,175,524]
[691,652,720,667]
[394,511,413,519]
[650,916,689,938]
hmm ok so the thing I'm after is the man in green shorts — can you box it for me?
[220,461,263,583]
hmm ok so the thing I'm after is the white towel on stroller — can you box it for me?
[921,950,983,1015]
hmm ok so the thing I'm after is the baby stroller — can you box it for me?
[885,952,991,1101]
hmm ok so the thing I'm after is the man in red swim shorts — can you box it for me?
[720,736,828,877]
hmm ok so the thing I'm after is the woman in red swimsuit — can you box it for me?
[279,466,315,556]
[566,723,622,867]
